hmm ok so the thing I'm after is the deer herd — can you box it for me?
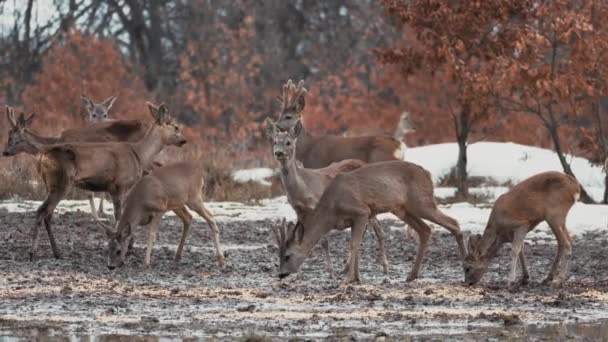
[1,80,585,290]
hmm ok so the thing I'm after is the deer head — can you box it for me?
[265,118,302,163]
[275,79,307,131]
[395,111,416,141]
[3,106,38,156]
[271,218,306,279]
[96,216,132,269]
[146,102,187,147]
[463,233,490,285]
[81,95,117,123]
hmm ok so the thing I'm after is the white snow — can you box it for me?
[231,168,276,186]
[407,142,604,201]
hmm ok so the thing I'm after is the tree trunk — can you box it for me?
[455,109,470,199]
[546,123,596,204]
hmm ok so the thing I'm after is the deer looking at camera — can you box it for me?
[80,95,118,219]
[274,80,405,168]
[274,160,466,283]
[266,119,388,277]
[3,103,186,260]
[96,162,224,270]
[464,171,580,288]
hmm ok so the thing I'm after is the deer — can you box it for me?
[344,111,416,146]
[274,80,406,169]
[265,118,388,278]
[3,103,186,260]
[95,162,224,270]
[3,101,150,223]
[273,160,467,283]
[80,94,118,220]
[464,171,581,288]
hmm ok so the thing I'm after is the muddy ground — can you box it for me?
[1,209,608,341]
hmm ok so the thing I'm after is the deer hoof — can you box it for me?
[217,255,226,268]
[520,277,530,286]
[541,276,554,285]
[406,273,418,282]
[28,251,36,262]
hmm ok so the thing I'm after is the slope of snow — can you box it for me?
[407,142,604,201]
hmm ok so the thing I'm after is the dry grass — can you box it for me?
[0,143,283,203]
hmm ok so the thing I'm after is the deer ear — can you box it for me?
[294,221,304,243]
[291,119,303,137]
[24,113,35,127]
[102,95,117,111]
[81,95,94,112]
[264,118,277,140]
[157,104,170,123]
[467,234,481,254]
[147,102,160,122]
[6,106,16,128]
[294,94,305,113]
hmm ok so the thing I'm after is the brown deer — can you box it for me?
[96,162,224,269]
[80,94,119,219]
[274,160,466,283]
[3,103,186,260]
[344,111,416,141]
[3,105,150,223]
[274,80,404,169]
[266,119,388,277]
[464,171,580,288]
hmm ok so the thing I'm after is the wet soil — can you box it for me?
[1,209,608,341]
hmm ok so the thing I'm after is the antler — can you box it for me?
[280,79,307,111]
[5,106,16,127]
[93,214,117,238]
[271,218,287,250]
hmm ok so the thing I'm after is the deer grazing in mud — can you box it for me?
[95,162,224,270]
[80,95,118,219]
[464,171,580,288]
[3,103,186,260]
[266,119,388,277]
[274,160,467,283]
[274,80,406,168]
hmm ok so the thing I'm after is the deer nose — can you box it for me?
[107,264,116,270]
[274,151,284,158]
[178,138,187,146]
[2,151,9,157]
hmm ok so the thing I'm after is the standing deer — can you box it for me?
[96,162,224,269]
[274,80,405,168]
[3,103,149,224]
[266,119,388,277]
[80,94,118,219]
[274,160,466,283]
[344,111,416,157]
[3,103,186,260]
[464,171,580,288]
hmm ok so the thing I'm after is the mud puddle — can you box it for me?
[2,211,608,340]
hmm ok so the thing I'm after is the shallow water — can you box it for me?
[2,318,608,341]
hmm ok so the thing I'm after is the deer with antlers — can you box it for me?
[3,103,186,260]
[274,80,406,168]
[464,171,580,288]
[273,160,466,283]
[96,162,224,269]
[266,119,388,277]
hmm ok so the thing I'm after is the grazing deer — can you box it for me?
[266,119,388,277]
[464,171,580,288]
[274,80,405,168]
[96,162,224,269]
[80,94,118,219]
[274,160,466,283]
[3,103,186,260]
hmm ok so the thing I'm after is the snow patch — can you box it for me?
[231,168,276,186]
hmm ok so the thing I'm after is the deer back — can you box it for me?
[59,120,148,143]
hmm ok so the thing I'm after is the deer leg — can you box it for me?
[173,206,193,263]
[111,193,123,222]
[347,216,368,284]
[419,207,466,260]
[508,228,527,287]
[321,237,335,278]
[88,192,99,221]
[545,217,573,287]
[31,182,68,260]
[144,214,162,269]
[399,214,431,282]
[189,199,225,268]
[404,224,415,241]
[97,193,105,217]
[370,218,389,274]
[519,245,530,285]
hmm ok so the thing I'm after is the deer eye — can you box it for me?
[286,141,291,146]
[285,255,291,262]
[284,115,292,120]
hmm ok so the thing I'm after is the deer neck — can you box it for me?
[23,130,61,154]
[394,127,406,142]
[295,125,314,161]
[132,126,165,168]
[480,227,503,261]
[299,207,336,253]
[279,157,303,188]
